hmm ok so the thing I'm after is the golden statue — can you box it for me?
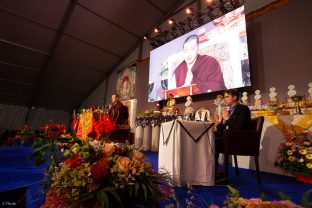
[164,93,176,115]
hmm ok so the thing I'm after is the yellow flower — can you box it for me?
[116,156,131,173]
[287,150,293,155]
[306,154,312,160]
[306,163,312,169]
[299,149,308,155]
[288,156,295,162]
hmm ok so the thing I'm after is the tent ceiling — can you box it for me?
[0,0,186,112]
[0,0,277,112]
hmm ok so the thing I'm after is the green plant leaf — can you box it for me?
[97,190,109,208]
[301,189,312,208]
[128,185,133,198]
[260,192,266,201]
[227,185,240,197]
[100,187,124,208]
[134,182,139,198]
[278,192,291,200]
[141,183,147,200]
[147,184,156,204]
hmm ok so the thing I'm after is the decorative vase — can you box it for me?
[296,175,312,184]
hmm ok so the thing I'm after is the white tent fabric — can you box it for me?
[0,104,27,130]
[0,104,70,130]
[26,108,70,130]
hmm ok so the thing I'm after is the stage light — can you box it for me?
[154,27,161,33]
[147,0,244,49]
[168,18,175,25]
[185,7,194,14]
[206,0,214,5]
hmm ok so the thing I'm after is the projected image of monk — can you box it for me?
[173,34,226,93]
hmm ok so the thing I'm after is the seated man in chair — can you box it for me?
[215,89,251,176]
[108,93,129,125]
[108,93,130,142]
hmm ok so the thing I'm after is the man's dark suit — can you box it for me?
[216,102,251,132]
[215,102,251,168]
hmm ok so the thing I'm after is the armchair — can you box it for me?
[221,116,264,184]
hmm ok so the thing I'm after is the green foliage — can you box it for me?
[278,191,292,201]
[301,189,312,208]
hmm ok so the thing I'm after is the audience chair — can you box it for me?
[221,116,264,184]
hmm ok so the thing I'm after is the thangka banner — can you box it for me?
[116,65,136,101]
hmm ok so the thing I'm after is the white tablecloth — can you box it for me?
[158,120,215,186]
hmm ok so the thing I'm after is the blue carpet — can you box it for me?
[144,151,312,207]
[0,146,46,208]
[1,147,312,208]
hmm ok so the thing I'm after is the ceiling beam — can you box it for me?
[77,2,141,40]
[0,38,51,56]
[0,7,122,59]
[0,78,35,87]
[63,33,122,58]
[27,0,79,113]
[0,7,58,31]
[145,0,166,14]
[0,92,31,98]
[76,0,189,110]
[0,61,41,72]
[54,56,109,74]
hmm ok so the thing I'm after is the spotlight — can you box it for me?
[206,0,214,5]
[185,7,194,14]
[154,27,161,33]
[168,18,175,25]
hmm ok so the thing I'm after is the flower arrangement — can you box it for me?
[29,123,70,166]
[15,124,36,142]
[223,185,305,208]
[37,138,173,207]
[274,128,312,177]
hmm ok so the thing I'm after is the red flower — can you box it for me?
[90,158,109,181]
[41,189,71,208]
[92,113,115,140]
[64,157,83,169]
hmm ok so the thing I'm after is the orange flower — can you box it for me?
[295,137,303,143]
[288,156,295,162]
[116,156,131,173]
[132,150,144,161]
[103,143,115,157]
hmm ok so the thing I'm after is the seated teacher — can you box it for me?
[108,93,129,125]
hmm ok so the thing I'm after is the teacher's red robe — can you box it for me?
[174,54,226,93]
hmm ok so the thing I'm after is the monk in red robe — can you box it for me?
[108,94,129,125]
[173,35,226,93]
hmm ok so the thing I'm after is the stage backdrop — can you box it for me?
[116,65,136,101]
